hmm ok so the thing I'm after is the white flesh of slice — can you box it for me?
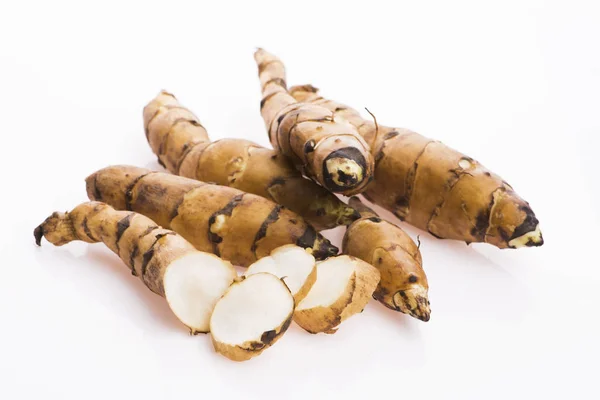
[296,256,355,310]
[163,252,237,333]
[245,245,315,299]
[210,272,293,348]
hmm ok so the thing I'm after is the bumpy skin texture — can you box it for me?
[342,197,430,321]
[143,91,359,230]
[290,85,543,249]
[255,49,374,195]
[34,202,201,298]
[86,166,338,266]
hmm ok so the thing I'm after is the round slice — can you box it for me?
[163,252,237,334]
[245,245,316,302]
[294,255,380,334]
[210,273,294,361]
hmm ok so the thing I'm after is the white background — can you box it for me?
[1,1,599,399]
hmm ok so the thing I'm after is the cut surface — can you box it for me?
[245,245,316,301]
[163,252,236,334]
[296,256,354,310]
[210,272,294,361]
[294,255,380,334]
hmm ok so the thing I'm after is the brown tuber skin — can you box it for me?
[254,49,374,196]
[291,85,543,249]
[86,165,338,267]
[342,197,430,321]
[34,202,213,321]
[143,91,359,230]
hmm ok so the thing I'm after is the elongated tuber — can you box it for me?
[343,197,430,321]
[290,85,543,249]
[210,272,294,361]
[294,255,380,334]
[254,48,374,195]
[34,202,237,334]
[86,165,338,266]
[143,91,359,230]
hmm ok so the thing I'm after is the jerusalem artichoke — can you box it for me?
[86,165,338,267]
[34,202,237,334]
[143,91,359,230]
[342,197,430,321]
[255,48,374,195]
[290,85,543,249]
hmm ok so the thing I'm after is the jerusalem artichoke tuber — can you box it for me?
[86,165,338,267]
[342,197,430,321]
[34,202,237,334]
[255,48,374,195]
[290,85,543,249]
[143,91,359,230]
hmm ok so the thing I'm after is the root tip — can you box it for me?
[33,225,44,246]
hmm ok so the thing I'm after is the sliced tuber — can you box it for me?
[245,244,316,303]
[294,255,380,334]
[210,273,294,362]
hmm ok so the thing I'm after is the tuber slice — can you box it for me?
[245,245,316,303]
[210,273,294,362]
[294,255,380,334]
[34,202,237,334]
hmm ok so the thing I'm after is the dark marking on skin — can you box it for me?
[334,107,347,112]
[251,205,282,254]
[93,174,102,201]
[260,91,279,110]
[208,194,244,255]
[471,210,490,240]
[395,141,435,217]
[280,316,292,333]
[428,230,443,239]
[260,329,278,345]
[384,131,399,140]
[248,341,266,351]
[138,225,159,239]
[367,216,382,223]
[262,77,287,90]
[169,197,186,223]
[322,147,367,192]
[140,232,175,279]
[129,244,139,275]
[270,154,277,160]
[125,173,152,211]
[33,224,44,246]
[115,214,133,252]
[378,257,383,264]
[82,217,96,242]
[296,226,338,260]
[304,140,316,154]
[409,275,418,283]
[176,141,206,174]
[484,172,491,177]
[276,113,286,126]
[316,208,325,217]
[289,218,297,225]
[508,205,541,246]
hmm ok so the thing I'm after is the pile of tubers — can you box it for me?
[35,49,543,362]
